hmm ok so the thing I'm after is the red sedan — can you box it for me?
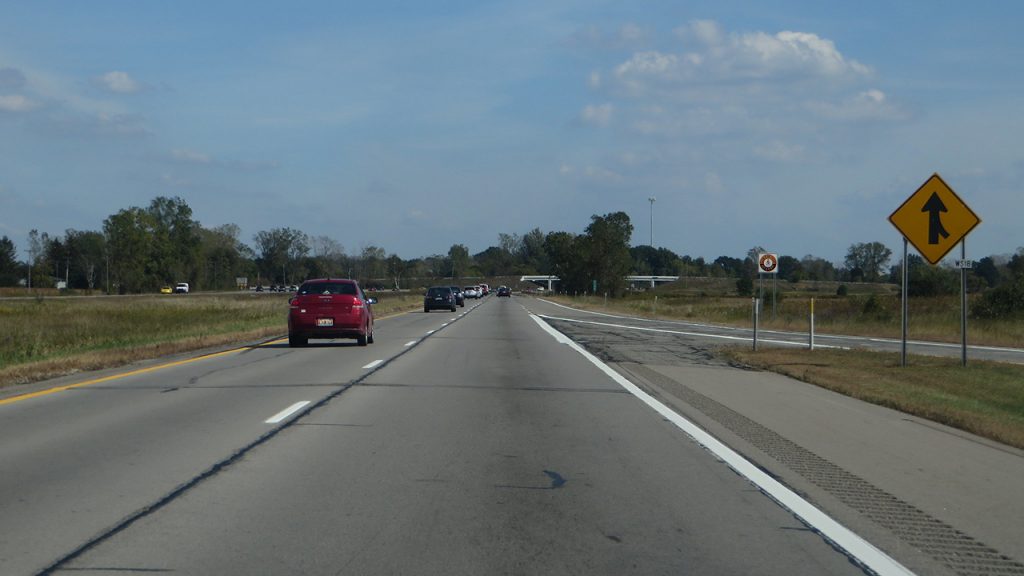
[288,279,376,347]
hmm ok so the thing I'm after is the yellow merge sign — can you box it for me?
[889,173,980,265]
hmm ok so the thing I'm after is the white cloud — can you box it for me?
[581,103,613,126]
[0,94,39,112]
[616,20,870,94]
[98,71,140,94]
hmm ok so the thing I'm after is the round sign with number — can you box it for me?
[758,253,779,274]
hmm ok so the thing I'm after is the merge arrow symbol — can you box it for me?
[922,192,950,244]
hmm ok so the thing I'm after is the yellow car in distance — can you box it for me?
[160,286,173,294]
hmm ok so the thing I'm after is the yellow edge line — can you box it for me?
[0,338,289,407]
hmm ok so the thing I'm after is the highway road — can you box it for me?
[1,295,1020,575]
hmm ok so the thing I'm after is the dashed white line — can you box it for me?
[265,401,311,424]
[362,359,384,369]
[404,341,417,347]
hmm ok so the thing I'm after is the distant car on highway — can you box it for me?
[449,286,465,307]
[463,286,479,299]
[424,286,457,312]
[160,286,173,294]
[497,286,511,297]
[174,282,190,294]
[288,278,376,347]
[479,283,489,296]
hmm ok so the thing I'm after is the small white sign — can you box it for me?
[758,253,779,274]
[954,260,975,269]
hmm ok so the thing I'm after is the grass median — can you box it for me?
[0,291,423,390]
[722,347,1024,450]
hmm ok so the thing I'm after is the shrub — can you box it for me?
[736,277,753,297]
[836,284,849,297]
[973,279,1024,319]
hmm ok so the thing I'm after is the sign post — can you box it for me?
[960,242,969,367]
[889,173,980,367]
[758,253,779,321]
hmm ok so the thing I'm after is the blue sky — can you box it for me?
[2,1,1022,265]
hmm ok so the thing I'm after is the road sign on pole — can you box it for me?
[888,173,980,265]
[757,253,779,274]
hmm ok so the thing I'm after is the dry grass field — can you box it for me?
[0,291,422,389]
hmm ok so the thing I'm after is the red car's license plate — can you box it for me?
[317,318,334,327]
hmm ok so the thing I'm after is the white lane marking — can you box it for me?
[265,401,312,424]
[362,359,384,369]
[426,330,436,335]
[404,341,417,347]
[537,314,846,350]
[528,313,916,576]
[537,298,1024,355]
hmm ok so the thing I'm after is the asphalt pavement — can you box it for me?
[525,297,1024,576]
[1,295,1020,575]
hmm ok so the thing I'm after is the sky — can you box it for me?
[2,0,1023,266]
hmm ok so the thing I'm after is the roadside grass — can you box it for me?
[722,347,1024,450]
[0,291,422,390]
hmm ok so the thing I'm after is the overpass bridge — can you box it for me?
[520,275,680,291]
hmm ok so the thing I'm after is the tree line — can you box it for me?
[1,196,1022,315]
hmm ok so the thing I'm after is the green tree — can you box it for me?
[104,208,156,293]
[801,255,838,281]
[447,244,470,280]
[473,246,513,276]
[520,228,547,272]
[64,230,106,290]
[0,236,20,286]
[543,231,580,293]
[844,242,892,282]
[147,196,202,286]
[579,212,633,297]
[27,229,52,289]
[777,255,803,283]
[254,227,309,285]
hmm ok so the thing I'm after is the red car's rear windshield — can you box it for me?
[298,282,358,296]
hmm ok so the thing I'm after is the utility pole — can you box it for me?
[648,197,656,247]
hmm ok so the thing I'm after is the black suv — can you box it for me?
[424,286,457,312]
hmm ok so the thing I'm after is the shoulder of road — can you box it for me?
[525,297,1024,576]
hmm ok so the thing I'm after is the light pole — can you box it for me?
[648,197,656,247]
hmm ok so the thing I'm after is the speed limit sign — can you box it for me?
[758,253,779,274]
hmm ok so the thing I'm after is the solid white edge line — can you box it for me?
[265,401,312,424]
[528,313,916,576]
[362,359,384,369]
